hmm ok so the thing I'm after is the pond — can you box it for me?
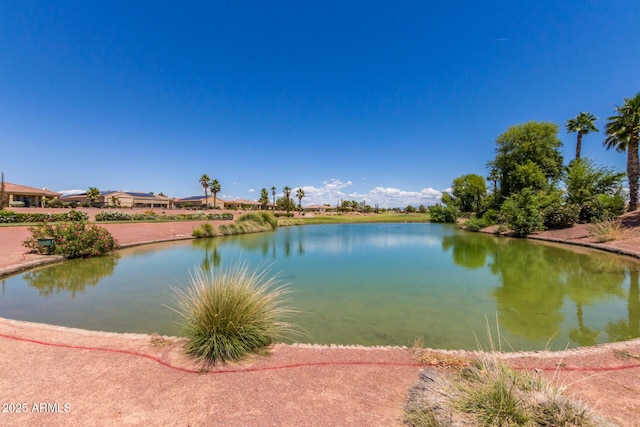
[1,223,639,351]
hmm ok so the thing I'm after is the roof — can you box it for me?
[3,182,61,197]
[177,195,207,201]
[226,198,260,205]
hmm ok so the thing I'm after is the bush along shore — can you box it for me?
[192,212,278,238]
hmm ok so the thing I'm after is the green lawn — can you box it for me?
[278,212,431,226]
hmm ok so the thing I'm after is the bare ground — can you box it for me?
[1,211,640,425]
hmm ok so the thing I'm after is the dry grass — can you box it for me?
[588,220,627,242]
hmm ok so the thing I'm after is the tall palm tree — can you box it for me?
[296,188,305,210]
[271,186,277,211]
[210,179,221,209]
[487,168,499,205]
[603,93,640,211]
[199,174,211,208]
[259,188,269,210]
[566,112,599,160]
[283,186,292,214]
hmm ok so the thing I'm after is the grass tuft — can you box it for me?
[169,261,296,365]
[588,220,627,242]
[192,222,217,238]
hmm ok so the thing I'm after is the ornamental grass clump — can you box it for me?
[588,219,627,242]
[170,262,296,365]
[192,222,216,238]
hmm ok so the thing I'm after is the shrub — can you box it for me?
[543,202,579,229]
[462,217,488,232]
[429,204,459,223]
[23,222,119,258]
[0,211,17,223]
[0,210,88,224]
[95,210,133,221]
[169,262,296,365]
[207,213,234,221]
[499,188,545,236]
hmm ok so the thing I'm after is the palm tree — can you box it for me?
[603,93,640,211]
[296,188,305,210]
[259,188,269,210]
[199,174,211,208]
[210,179,221,209]
[271,186,277,211]
[86,187,100,207]
[283,186,292,214]
[487,168,499,205]
[566,112,599,160]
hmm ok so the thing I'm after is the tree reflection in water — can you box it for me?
[22,255,120,299]
[443,233,633,346]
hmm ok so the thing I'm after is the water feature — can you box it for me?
[1,223,639,351]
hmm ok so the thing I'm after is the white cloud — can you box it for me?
[348,187,442,208]
[295,179,443,208]
[248,188,255,193]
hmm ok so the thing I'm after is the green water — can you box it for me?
[1,223,639,351]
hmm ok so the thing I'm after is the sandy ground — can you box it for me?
[2,212,640,425]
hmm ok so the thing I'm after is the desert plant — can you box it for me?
[23,222,119,258]
[237,212,278,230]
[192,223,216,238]
[588,220,627,242]
[169,262,296,365]
[405,354,604,427]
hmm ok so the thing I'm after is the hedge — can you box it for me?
[0,210,89,224]
[94,210,234,222]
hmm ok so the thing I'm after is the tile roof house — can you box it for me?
[224,198,262,210]
[61,191,172,208]
[1,182,62,208]
[173,195,225,209]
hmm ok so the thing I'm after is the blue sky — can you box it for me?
[1,1,638,207]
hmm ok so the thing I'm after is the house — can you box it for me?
[305,204,337,213]
[1,182,62,208]
[61,191,172,208]
[224,198,262,210]
[173,195,225,209]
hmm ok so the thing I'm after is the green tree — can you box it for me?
[566,112,599,160]
[451,173,487,213]
[199,174,211,208]
[259,188,270,210]
[283,186,292,214]
[86,187,101,206]
[210,179,221,209]
[603,93,640,211]
[492,121,563,200]
[295,188,305,210]
[565,158,625,206]
[499,188,545,236]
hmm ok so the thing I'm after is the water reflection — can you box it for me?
[443,233,632,346]
[22,255,120,298]
[606,270,640,342]
[6,223,640,350]
[192,239,222,272]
